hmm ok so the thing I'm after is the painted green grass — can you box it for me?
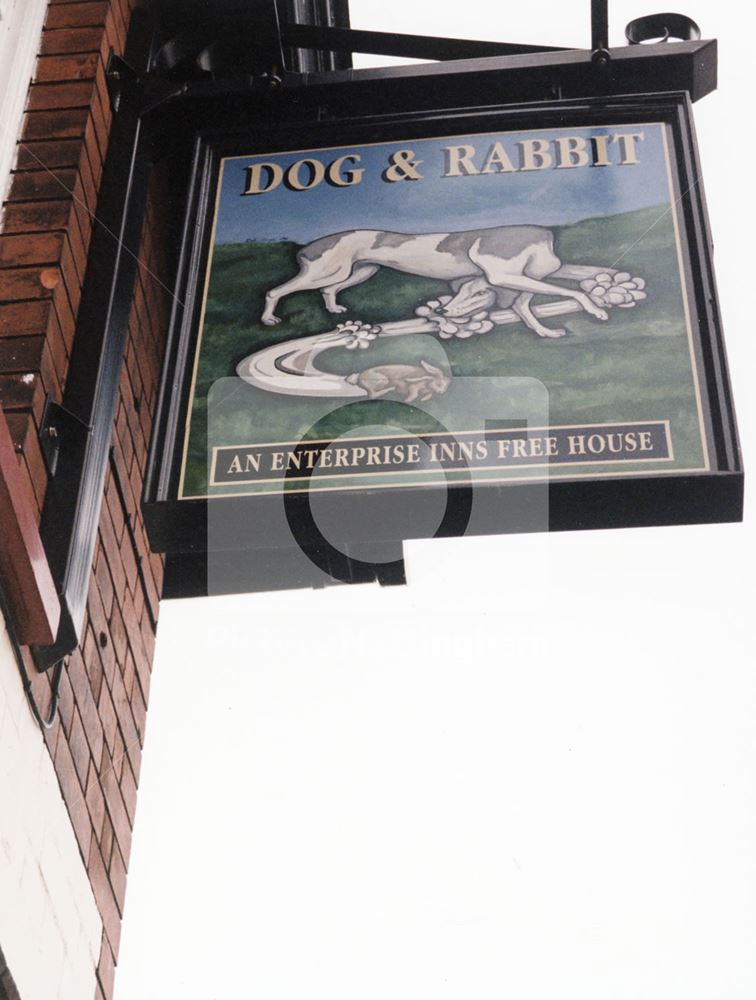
[183,205,705,496]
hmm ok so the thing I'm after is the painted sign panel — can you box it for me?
[178,121,710,500]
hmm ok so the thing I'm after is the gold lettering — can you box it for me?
[556,136,590,169]
[591,135,612,167]
[481,142,517,174]
[614,132,645,165]
[286,158,326,192]
[442,145,479,176]
[519,139,552,171]
[327,155,364,188]
[243,162,283,196]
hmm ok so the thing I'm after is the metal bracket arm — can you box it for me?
[281,24,569,61]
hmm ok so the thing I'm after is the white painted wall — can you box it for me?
[0,2,104,995]
[0,614,102,1000]
[0,0,48,202]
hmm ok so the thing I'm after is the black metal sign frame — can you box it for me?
[142,89,741,590]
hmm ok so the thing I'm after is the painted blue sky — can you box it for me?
[214,123,670,245]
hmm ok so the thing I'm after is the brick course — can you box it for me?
[0,2,166,997]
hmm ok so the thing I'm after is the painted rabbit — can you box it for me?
[346,360,450,403]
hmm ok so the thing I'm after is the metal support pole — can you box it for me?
[281,24,568,61]
[591,0,610,62]
[33,8,155,670]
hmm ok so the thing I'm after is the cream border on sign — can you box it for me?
[177,121,711,500]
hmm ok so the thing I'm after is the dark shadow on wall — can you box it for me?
[0,948,21,1000]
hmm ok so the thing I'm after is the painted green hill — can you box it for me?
[183,205,705,497]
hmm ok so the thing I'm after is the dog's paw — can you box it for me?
[540,327,567,339]
[581,297,609,321]
[261,315,281,326]
[327,304,348,314]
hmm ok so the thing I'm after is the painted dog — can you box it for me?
[261,225,609,339]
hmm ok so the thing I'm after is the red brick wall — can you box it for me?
[0,3,166,997]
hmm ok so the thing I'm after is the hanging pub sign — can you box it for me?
[143,91,742,589]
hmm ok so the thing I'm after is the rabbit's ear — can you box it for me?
[420,360,442,376]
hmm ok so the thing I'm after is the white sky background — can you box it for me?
[116,3,756,998]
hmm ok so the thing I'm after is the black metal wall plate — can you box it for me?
[142,90,741,596]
